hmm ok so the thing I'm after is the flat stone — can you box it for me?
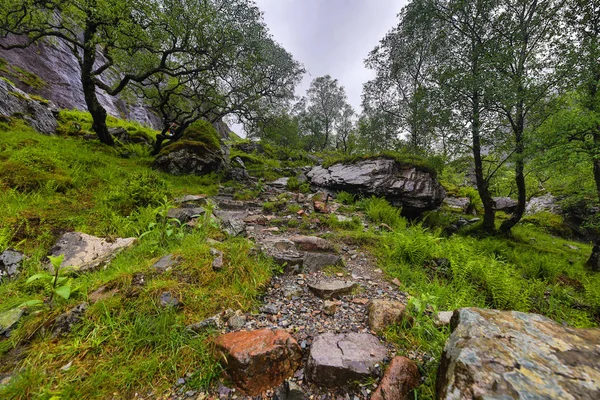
[0,307,24,337]
[174,194,208,205]
[270,177,289,188]
[368,299,408,331]
[443,197,470,212]
[51,302,88,338]
[289,235,335,252]
[214,329,302,395]
[227,314,247,330]
[303,253,344,273]
[308,280,358,299]
[167,207,205,223]
[159,292,181,308]
[151,254,180,272]
[306,333,388,387]
[371,356,420,400]
[437,308,600,399]
[50,232,136,273]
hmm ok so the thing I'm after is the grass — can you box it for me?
[0,59,46,90]
[321,151,441,178]
[0,116,275,398]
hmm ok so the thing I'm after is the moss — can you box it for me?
[0,160,72,193]
[8,91,28,101]
[322,151,439,178]
[160,140,217,157]
[181,120,221,151]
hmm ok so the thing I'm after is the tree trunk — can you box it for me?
[586,133,600,272]
[81,22,114,146]
[501,114,526,233]
[472,91,495,232]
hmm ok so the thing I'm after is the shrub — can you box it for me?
[359,196,406,229]
[104,172,169,215]
[336,191,356,205]
[286,177,300,191]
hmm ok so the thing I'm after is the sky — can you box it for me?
[232,0,405,135]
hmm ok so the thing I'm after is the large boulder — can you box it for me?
[50,232,136,273]
[307,158,445,215]
[306,333,388,387]
[436,308,600,399]
[213,329,302,395]
[493,197,518,213]
[0,77,57,134]
[526,194,561,215]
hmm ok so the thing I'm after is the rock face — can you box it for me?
[50,232,136,273]
[371,356,420,400]
[526,194,561,215]
[0,249,24,282]
[306,333,388,387]
[153,143,226,176]
[213,329,302,395]
[307,158,445,215]
[443,197,470,213]
[436,308,600,399]
[0,77,57,134]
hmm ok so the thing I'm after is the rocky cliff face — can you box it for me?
[0,36,161,128]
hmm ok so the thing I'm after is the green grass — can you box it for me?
[322,151,441,178]
[0,117,277,398]
[0,59,46,90]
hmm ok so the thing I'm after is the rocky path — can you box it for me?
[182,187,418,399]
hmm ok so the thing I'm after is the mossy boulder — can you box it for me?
[153,120,227,175]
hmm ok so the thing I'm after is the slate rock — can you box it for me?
[289,235,335,252]
[151,254,180,272]
[174,194,208,205]
[306,333,388,387]
[167,207,205,223]
[307,158,445,216]
[434,311,454,327]
[368,299,409,331]
[0,250,24,282]
[50,232,136,273]
[371,356,420,400]
[159,292,181,308]
[443,197,470,213]
[51,302,88,338]
[308,280,358,299]
[213,329,302,395]
[493,197,518,213]
[303,252,343,273]
[270,177,290,188]
[436,308,600,399]
[526,194,561,215]
[210,248,224,271]
[0,77,57,134]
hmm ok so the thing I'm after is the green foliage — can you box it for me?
[0,58,46,89]
[335,191,356,205]
[104,172,169,215]
[322,151,440,178]
[358,196,406,229]
[286,176,300,191]
[179,120,221,151]
[25,254,73,306]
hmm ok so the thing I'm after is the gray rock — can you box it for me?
[434,311,454,327]
[307,158,445,216]
[271,177,290,188]
[443,197,470,213]
[187,315,223,332]
[323,300,339,316]
[159,292,181,308]
[167,207,205,223]
[174,194,207,205]
[51,302,88,338]
[210,248,224,271]
[227,314,246,330]
[493,197,518,213]
[437,308,600,399]
[308,280,358,299]
[0,307,24,337]
[229,167,250,181]
[0,77,57,134]
[232,156,246,169]
[261,303,280,315]
[153,144,226,176]
[0,249,24,282]
[303,252,344,273]
[274,380,307,400]
[526,194,561,215]
[306,333,388,387]
[151,254,179,272]
[221,218,246,237]
[50,232,136,273]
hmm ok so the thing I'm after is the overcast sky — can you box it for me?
[255,0,405,112]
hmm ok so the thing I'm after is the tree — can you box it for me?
[491,0,568,232]
[304,75,347,150]
[335,104,356,153]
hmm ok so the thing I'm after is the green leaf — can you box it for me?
[48,254,65,270]
[54,285,71,300]
[26,273,50,284]
[18,299,44,308]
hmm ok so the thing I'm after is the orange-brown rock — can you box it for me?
[371,356,420,400]
[213,329,302,395]
[368,299,410,331]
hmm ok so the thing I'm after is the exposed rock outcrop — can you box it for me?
[526,194,561,215]
[153,142,227,175]
[0,77,57,134]
[436,308,600,399]
[493,196,518,213]
[307,158,445,216]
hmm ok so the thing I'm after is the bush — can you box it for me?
[286,177,300,191]
[181,120,221,151]
[104,172,169,215]
[336,191,356,205]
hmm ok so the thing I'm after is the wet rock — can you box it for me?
[308,280,358,299]
[443,197,470,213]
[213,329,302,395]
[167,207,205,223]
[437,308,600,399]
[151,254,180,272]
[51,302,88,338]
[159,292,181,308]
[50,232,136,273]
[307,158,445,216]
[434,311,454,327]
[493,197,518,213]
[368,299,409,331]
[0,77,57,134]
[0,307,24,337]
[0,249,24,282]
[290,235,335,252]
[371,356,420,400]
[306,333,388,387]
[303,252,344,273]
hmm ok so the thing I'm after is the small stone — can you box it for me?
[323,300,339,316]
[210,248,224,271]
[434,311,454,327]
[176,377,186,386]
[368,299,409,331]
[290,235,335,252]
[151,254,179,272]
[159,292,181,309]
[227,314,247,330]
[391,278,401,287]
[261,303,279,315]
[371,356,420,400]
[0,307,24,337]
[51,302,88,338]
[167,207,205,223]
[308,280,358,300]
